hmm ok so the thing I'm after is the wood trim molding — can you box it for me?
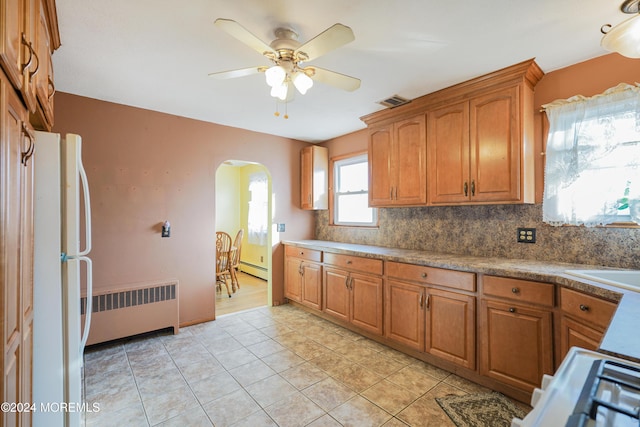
[361,58,544,127]
[43,0,61,50]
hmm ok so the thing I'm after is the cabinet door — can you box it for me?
[394,115,427,205]
[284,257,302,302]
[300,262,322,311]
[20,120,34,424]
[469,86,520,202]
[427,101,470,204]
[2,74,28,426]
[385,279,425,351]
[300,146,313,209]
[34,0,53,126]
[480,299,553,392]
[323,267,350,322]
[426,288,475,369]
[350,272,383,336]
[559,316,603,361]
[368,125,393,206]
[0,0,24,89]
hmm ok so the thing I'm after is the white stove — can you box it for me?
[513,347,640,427]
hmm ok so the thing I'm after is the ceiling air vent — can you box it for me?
[378,95,411,109]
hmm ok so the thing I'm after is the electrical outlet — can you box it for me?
[517,228,536,243]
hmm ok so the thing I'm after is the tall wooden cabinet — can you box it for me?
[300,145,328,210]
[1,66,36,427]
[368,114,426,207]
[1,0,58,422]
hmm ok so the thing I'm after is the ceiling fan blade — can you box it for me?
[295,24,355,62]
[307,67,361,92]
[214,18,276,57]
[208,66,266,79]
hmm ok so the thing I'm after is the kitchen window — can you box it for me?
[331,153,377,227]
[542,83,640,227]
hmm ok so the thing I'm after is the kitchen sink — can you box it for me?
[564,269,640,292]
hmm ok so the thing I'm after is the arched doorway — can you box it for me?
[215,160,272,316]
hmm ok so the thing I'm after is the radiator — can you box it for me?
[81,279,179,346]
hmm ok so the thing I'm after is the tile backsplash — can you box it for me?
[315,204,640,269]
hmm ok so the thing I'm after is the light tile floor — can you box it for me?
[83,304,528,426]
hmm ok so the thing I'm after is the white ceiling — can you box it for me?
[53,0,628,143]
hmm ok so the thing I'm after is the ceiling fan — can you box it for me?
[209,19,361,103]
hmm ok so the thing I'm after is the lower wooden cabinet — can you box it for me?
[284,247,322,310]
[479,298,553,393]
[558,287,617,362]
[426,288,475,369]
[385,263,476,369]
[385,282,476,368]
[385,279,425,351]
[560,316,603,354]
[324,266,383,336]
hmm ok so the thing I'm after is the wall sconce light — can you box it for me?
[601,0,640,58]
[162,220,171,238]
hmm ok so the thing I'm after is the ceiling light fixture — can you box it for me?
[210,19,360,118]
[601,0,640,58]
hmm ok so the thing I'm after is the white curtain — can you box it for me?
[542,83,640,226]
[247,172,268,245]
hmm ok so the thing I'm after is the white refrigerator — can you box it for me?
[33,132,93,427]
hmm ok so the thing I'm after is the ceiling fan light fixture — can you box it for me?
[265,65,286,87]
[292,72,313,95]
[270,82,289,100]
[601,0,640,58]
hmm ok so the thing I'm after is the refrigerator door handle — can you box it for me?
[77,141,92,257]
[78,255,93,353]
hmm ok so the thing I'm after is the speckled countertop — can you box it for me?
[283,239,640,363]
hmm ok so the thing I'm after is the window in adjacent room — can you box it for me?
[248,172,268,244]
[331,153,377,227]
[542,83,640,227]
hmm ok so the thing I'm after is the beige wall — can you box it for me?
[317,53,640,269]
[52,94,315,325]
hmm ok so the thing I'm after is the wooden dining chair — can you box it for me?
[230,229,244,291]
[215,231,233,297]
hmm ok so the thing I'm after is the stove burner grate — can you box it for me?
[566,359,640,427]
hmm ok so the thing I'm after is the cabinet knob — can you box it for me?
[579,304,590,312]
[346,260,352,265]
[511,287,520,294]
[299,251,304,255]
[509,307,516,313]
[421,272,428,278]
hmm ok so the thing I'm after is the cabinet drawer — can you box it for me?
[324,253,383,275]
[560,287,617,329]
[386,262,475,292]
[483,276,554,307]
[285,246,322,262]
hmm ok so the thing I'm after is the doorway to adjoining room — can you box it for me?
[215,160,271,316]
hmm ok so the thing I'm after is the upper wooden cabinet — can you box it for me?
[31,0,55,128]
[368,114,426,207]
[1,0,58,130]
[363,59,544,207]
[428,86,527,204]
[300,145,328,210]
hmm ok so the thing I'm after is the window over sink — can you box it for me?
[331,153,377,227]
[542,83,640,227]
